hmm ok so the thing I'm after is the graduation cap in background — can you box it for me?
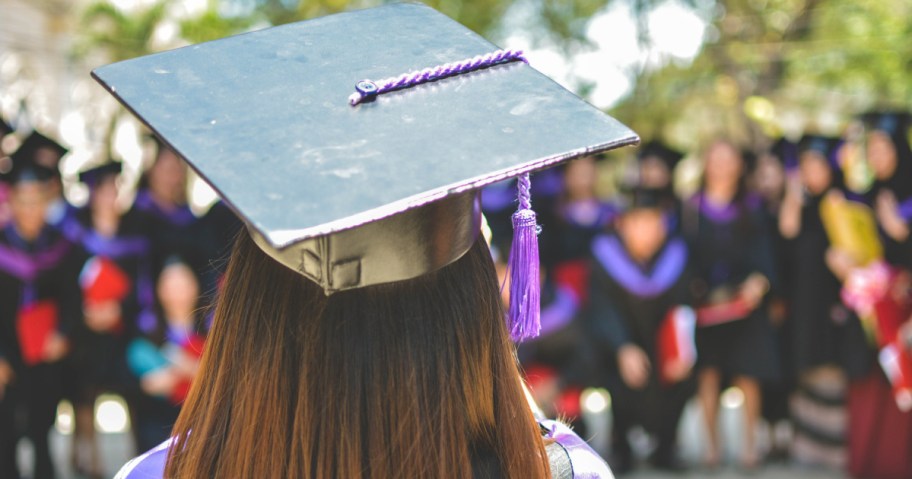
[0,155,55,185]
[92,3,638,341]
[618,184,676,213]
[637,140,684,170]
[768,137,798,170]
[861,111,911,138]
[78,161,123,188]
[798,134,841,165]
[11,130,69,175]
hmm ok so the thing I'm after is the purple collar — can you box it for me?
[592,234,687,297]
[83,230,150,259]
[899,196,912,222]
[536,284,580,337]
[541,419,614,478]
[134,190,197,227]
[560,199,616,229]
[0,228,72,281]
[690,192,760,223]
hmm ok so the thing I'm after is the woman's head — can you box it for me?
[89,173,119,216]
[563,156,598,201]
[9,178,49,241]
[147,146,188,205]
[702,139,745,193]
[166,233,550,478]
[867,130,900,181]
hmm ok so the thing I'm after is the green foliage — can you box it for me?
[614,0,912,150]
[76,0,169,61]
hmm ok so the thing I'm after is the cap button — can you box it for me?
[355,80,379,101]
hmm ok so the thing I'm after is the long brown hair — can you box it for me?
[165,233,551,478]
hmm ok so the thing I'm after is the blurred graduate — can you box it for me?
[683,138,779,469]
[0,156,82,479]
[587,185,695,473]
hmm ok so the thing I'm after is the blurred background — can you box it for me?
[1,1,911,478]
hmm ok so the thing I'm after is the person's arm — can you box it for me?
[778,175,804,239]
[587,265,650,389]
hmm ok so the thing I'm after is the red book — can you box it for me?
[695,295,752,327]
[658,306,697,385]
[16,300,58,366]
[80,256,132,305]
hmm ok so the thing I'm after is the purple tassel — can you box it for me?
[507,172,541,342]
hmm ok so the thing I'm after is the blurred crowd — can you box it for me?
[488,111,912,477]
[0,121,241,479]
[1,108,912,479]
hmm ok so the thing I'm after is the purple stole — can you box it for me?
[591,234,687,298]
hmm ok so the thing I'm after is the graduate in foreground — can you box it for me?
[94,4,637,478]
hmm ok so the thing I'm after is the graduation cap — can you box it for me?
[768,137,798,170]
[797,134,841,166]
[637,140,684,169]
[78,161,123,187]
[861,111,911,138]
[92,3,638,341]
[0,156,55,185]
[11,130,68,174]
[618,185,676,213]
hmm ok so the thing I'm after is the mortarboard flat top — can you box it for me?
[79,161,123,186]
[92,3,637,251]
[12,130,69,168]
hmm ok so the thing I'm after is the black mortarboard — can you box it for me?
[861,111,911,138]
[11,130,69,173]
[0,157,55,185]
[92,4,637,298]
[618,185,675,213]
[768,137,798,170]
[636,140,684,169]
[78,161,123,187]
[798,134,840,167]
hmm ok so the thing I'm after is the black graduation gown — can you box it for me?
[682,193,781,382]
[788,194,869,378]
[70,208,156,400]
[0,224,81,479]
[129,189,207,279]
[586,233,695,454]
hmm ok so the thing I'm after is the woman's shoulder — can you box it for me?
[115,439,173,479]
[541,419,615,478]
[115,422,615,479]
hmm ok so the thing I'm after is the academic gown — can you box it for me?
[788,193,869,377]
[846,184,912,479]
[114,419,615,479]
[682,193,781,382]
[70,208,156,403]
[0,224,81,479]
[129,189,207,279]
[586,233,695,459]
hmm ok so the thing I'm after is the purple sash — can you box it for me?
[538,284,580,337]
[134,190,197,227]
[592,234,687,298]
[82,231,150,259]
[0,238,72,282]
[899,196,912,222]
[688,192,761,223]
